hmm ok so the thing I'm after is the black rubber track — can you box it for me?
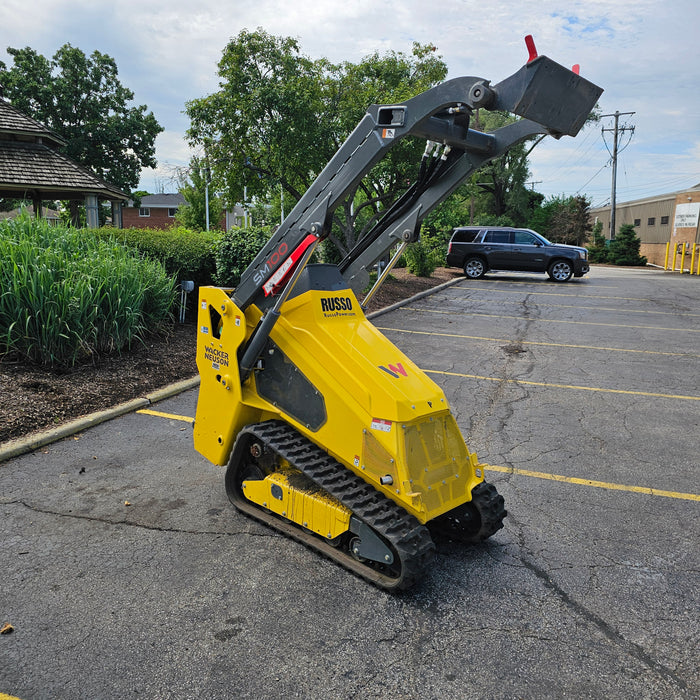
[225,420,436,590]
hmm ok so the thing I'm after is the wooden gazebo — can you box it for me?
[0,98,128,227]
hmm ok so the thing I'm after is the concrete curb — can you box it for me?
[366,276,462,320]
[0,276,461,464]
[0,376,200,464]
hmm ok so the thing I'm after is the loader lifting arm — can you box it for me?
[233,41,602,318]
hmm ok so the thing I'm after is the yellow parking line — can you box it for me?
[483,464,700,502]
[451,296,700,318]
[452,285,649,302]
[424,368,700,402]
[136,409,194,424]
[405,306,700,333]
[378,326,700,358]
[133,409,698,503]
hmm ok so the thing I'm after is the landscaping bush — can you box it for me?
[403,239,438,277]
[588,221,609,263]
[214,225,272,287]
[0,216,175,367]
[608,224,647,266]
[96,225,219,288]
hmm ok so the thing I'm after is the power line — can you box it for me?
[601,111,635,239]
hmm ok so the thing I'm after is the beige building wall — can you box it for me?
[590,185,700,266]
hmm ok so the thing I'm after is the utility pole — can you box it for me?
[601,111,635,239]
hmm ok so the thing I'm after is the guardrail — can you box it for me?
[664,242,700,274]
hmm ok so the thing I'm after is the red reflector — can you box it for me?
[572,64,580,75]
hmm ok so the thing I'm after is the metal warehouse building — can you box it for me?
[590,184,700,266]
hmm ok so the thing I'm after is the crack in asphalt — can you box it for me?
[0,499,279,539]
[505,512,692,696]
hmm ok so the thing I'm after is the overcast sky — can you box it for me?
[3,0,699,207]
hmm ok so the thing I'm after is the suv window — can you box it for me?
[513,230,539,245]
[483,230,512,244]
[451,228,481,243]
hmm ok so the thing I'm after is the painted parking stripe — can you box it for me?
[377,326,700,358]
[424,368,700,402]
[452,284,651,302]
[136,409,194,424]
[484,464,700,502]
[403,306,700,333]
[449,295,700,318]
[134,411,699,502]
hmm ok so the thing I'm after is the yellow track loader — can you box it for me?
[193,37,602,590]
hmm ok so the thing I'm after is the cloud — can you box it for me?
[3,0,699,200]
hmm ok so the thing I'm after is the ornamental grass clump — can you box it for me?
[0,215,175,367]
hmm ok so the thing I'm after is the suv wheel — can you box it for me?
[548,260,573,282]
[464,257,486,279]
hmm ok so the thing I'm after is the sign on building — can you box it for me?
[673,202,700,229]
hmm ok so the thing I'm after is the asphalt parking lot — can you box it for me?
[1,266,698,699]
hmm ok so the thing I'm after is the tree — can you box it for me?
[607,224,647,266]
[528,194,593,246]
[0,44,162,194]
[175,158,224,231]
[588,220,609,263]
[470,111,533,225]
[185,29,447,257]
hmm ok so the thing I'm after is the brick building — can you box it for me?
[122,193,185,229]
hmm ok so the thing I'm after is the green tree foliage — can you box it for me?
[527,195,592,245]
[468,110,537,226]
[185,29,447,257]
[608,223,647,266]
[588,220,609,263]
[175,157,224,232]
[0,44,162,193]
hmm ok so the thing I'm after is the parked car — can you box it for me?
[446,226,589,282]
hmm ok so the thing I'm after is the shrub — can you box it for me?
[403,239,438,277]
[588,221,609,263]
[96,226,219,288]
[0,216,175,367]
[214,226,272,287]
[608,224,647,266]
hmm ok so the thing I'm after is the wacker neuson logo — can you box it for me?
[320,296,355,317]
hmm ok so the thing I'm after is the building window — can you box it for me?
[634,219,641,226]
[647,217,655,226]
[168,208,178,217]
[139,207,150,217]
[661,216,669,225]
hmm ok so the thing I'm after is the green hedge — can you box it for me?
[0,216,175,367]
[96,225,219,288]
[213,226,272,287]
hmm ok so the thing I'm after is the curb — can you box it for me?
[0,277,461,464]
[0,376,200,464]
[366,276,462,320]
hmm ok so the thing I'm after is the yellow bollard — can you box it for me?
[691,244,698,276]
[680,244,687,274]
[664,241,670,270]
